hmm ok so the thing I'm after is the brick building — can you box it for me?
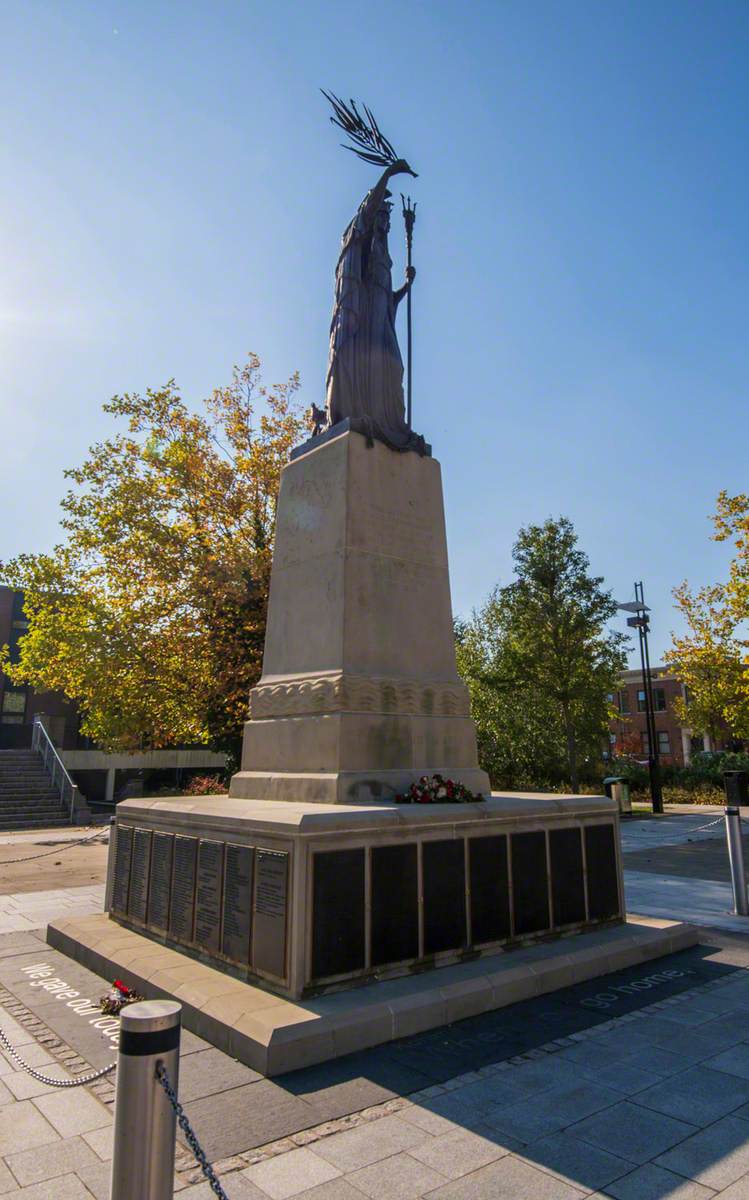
[609,665,734,767]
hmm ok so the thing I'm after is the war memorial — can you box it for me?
[48,99,694,1075]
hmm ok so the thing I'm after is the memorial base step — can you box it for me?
[47,911,698,1076]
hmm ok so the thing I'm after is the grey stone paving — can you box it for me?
[5,942,749,1197]
[6,833,749,1196]
[0,886,104,935]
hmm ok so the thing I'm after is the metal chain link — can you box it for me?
[156,1062,229,1199]
[0,1023,116,1087]
[0,825,109,865]
[626,815,726,844]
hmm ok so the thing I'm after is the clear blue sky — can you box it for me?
[2,0,747,664]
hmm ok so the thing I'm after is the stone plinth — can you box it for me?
[229,429,489,804]
[49,912,696,1076]
[100,791,624,1001]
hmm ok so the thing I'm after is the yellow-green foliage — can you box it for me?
[669,491,749,744]
[0,355,305,752]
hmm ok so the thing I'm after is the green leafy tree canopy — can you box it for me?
[457,517,627,792]
[0,355,305,752]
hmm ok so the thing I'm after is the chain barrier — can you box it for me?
[156,1062,229,1200]
[0,825,109,865]
[625,815,726,845]
[0,1023,116,1087]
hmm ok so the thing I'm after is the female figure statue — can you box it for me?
[325,159,425,454]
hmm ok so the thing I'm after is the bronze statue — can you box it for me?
[321,95,426,454]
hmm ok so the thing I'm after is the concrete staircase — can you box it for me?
[0,749,70,830]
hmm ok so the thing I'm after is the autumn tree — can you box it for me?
[0,355,305,753]
[458,518,626,792]
[667,490,749,743]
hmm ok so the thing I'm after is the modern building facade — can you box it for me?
[0,586,79,749]
[0,586,226,806]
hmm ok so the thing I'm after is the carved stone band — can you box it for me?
[249,674,471,720]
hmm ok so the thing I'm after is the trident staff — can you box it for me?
[401,194,416,430]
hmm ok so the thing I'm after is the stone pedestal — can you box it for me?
[101,791,624,1001]
[229,429,489,804]
[54,425,638,1070]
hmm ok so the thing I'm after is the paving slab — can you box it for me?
[569,1101,697,1165]
[347,1150,448,1198]
[517,1131,635,1193]
[5,1136,101,1189]
[310,1114,430,1172]
[712,1176,749,1198]
[425,1153,587,1199]
[10,1174,95,1199]
[707,1045,749,1082]
[182,1081,328,1162]
[407,1126,510,1179]
[31,1088,110,1138]
[0,1098,60,1157]
[70,1159,113,1200]
[574,1061,666,1096]
[602,1162,716,1199]
[80,1126,113,1162]
[634,1065,749,1126]
[241,1146,342,1198]
[654,1115,749,1190]
[177,1046,262,1102]
[166,1181,266,1200]
[0,1159,16,1197]
[486,1082,621,1145]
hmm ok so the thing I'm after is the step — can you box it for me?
[0,793,61,801]
[0,807,67,817]
[0,777,56,787]
[49,914,700,1077]
[0,805,67,816]
[0,769,55,776]
[0,793,64,802]
[0,819,70,831]
[0,787,61,795]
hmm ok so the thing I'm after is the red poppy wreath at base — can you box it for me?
[99,978,145,1016]
[394,774,485,804]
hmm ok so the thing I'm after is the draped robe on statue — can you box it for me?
[325,186,425,454]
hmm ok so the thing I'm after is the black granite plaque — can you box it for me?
[195,840,224,954]
[127,828,152,923]
[371,843,418,967]
[169,835,197,943]
[311,849,364,979]
[222,843,253,963]
[469,835,510,945]
[511,831,550,936]
[585,823,620,920]
[253,849,289,979]
[423,839,467,956]
[550,827,586,927]
[147,832,174,931]
[111,824,133,915]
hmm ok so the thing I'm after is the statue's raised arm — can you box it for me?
[320,94,426,455]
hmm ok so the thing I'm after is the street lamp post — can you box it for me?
[617,582,663,815]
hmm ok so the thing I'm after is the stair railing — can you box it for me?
[31,717,80,824]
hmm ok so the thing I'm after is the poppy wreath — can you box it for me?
[99,978,145,1016]
[395,774,485,804]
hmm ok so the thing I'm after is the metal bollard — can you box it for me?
[110,1000,181,1200]
[724,806,749,917]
